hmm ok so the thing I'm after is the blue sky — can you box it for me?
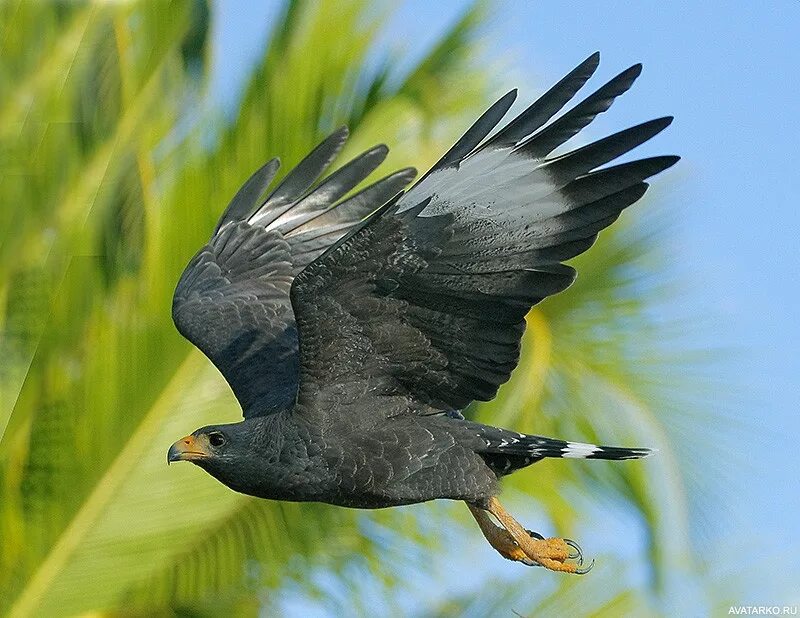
[210,0,800,604]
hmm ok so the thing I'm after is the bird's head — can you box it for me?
[168,425,226,464]
[166,422,259,485]
[167,416,283,498]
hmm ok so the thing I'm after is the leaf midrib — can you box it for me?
[8,353,202,618]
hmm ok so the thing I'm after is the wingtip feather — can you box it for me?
[584,51,601,70]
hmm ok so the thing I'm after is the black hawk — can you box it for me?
[168,53,677,574]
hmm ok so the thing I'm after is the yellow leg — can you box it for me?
[467,503,536,566]
[467,497,593,574]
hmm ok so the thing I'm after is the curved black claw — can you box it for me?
[574,558,595,575]
[564,538,584,563]
[525,529,545,540]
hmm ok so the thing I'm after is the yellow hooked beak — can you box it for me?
[167,434,211,464]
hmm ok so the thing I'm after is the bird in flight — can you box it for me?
[168,53,677,574]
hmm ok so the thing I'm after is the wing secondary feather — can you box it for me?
[173,132,416,416]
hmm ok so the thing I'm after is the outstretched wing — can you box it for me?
[290,53,679,421]
[172,128,416,416]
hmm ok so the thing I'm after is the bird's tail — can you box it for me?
[476,428,652,476]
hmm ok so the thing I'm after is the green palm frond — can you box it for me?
[0,1,200,441]
[1,1,490,614]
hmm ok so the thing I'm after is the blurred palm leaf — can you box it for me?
[420,559,660,618]
[0,0,699,615]
[0,0,490,614]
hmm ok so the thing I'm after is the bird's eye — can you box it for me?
[208,432,225,447]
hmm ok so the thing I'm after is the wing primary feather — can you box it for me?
[214,158,280,234]
[560,155,680,206]
[477,52,601,152]
[251,126,349,226]
[268,144,389,232]
[336,167,417,217]
[304,144,389,204]
[543,117,674,181]
[286,167,417,237]
[429,89,518,172]
[307,190,414,261]
[516,63,643,159]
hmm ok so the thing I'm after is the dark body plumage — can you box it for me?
[192,413,649,509]
[170,53,674,514]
